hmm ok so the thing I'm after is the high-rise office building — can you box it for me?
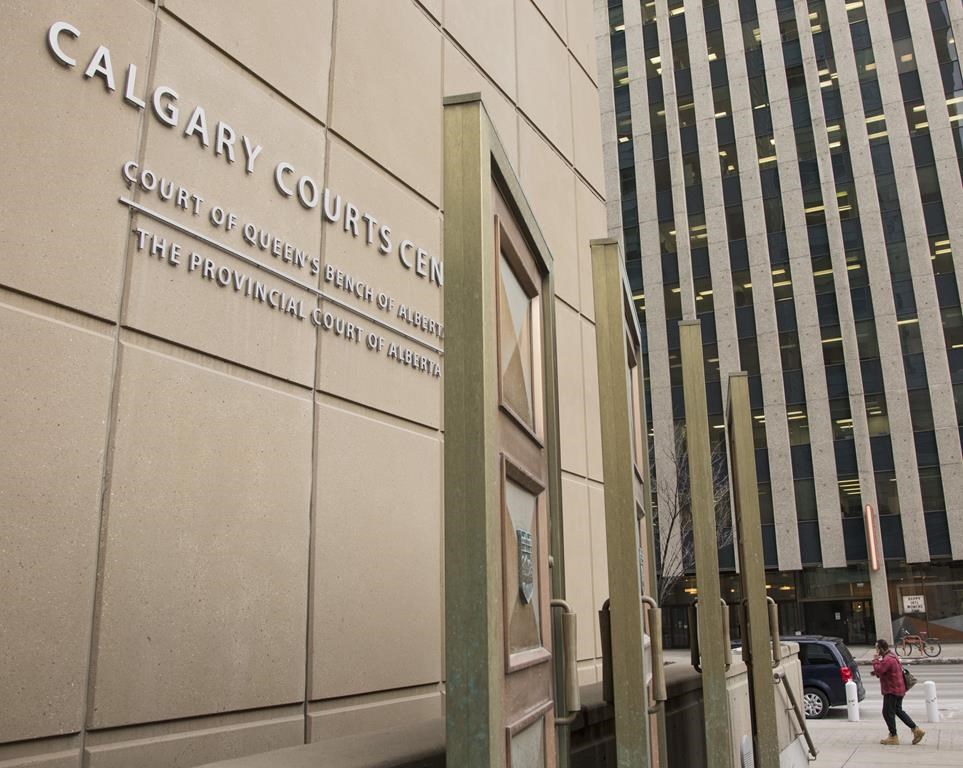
[599,0,963,644]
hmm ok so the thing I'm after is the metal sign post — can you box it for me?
[592,239,652,768]
[727,373,780,768]
[680,321,732,767]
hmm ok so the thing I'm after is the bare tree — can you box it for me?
[655,426,734,604]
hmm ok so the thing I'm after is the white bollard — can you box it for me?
[846,679,860,722]
[923,680,939,723]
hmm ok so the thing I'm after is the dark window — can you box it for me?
[923,202,948,235]
[926,511,951,557]
[791,444,814,478]
[823,89,843,120]
[760,167,780,198]
[904,353,928,390]
[835,440,858,475]
[746,48,765,77]
[861,359,884,394]
[784,371,806,404]
[826,365,848,398]
[899,70,923,102]
[870,140,893,175]
[850,21,872,50]
[889,10,911,41]
[915,431,939,467]
[912,133,935,165]
[795,478,817,521]
[736,305,756,339]
[775,300,797,332]
[860,80,883,114]
[851,286,873,321]
[871,435,895,472]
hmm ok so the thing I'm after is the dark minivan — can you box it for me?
[788,635,865,718]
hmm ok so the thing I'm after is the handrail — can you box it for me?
[774,670,818,760]
[642,595,666,703]
[767,597,782,665]
[551,599,580,725]
[688,598,731,672]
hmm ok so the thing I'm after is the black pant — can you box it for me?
[882,693,917,735]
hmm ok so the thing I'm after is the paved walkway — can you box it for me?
[807,665,963,767]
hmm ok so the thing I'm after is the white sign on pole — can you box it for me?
[902,595,926,613]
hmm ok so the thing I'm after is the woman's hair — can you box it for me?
[876,638,890,652]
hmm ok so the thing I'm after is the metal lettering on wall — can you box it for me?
[46,19,444,378]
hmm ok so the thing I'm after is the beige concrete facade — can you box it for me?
[0,2,611,766]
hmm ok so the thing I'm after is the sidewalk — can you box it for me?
[809,705,963,767]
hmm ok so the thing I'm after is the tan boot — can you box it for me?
[912,727,925,745]
[880,734,900,745]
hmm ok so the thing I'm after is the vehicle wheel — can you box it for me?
[896,641,912,657]
[924,640,941,658]
[803,688,829,719]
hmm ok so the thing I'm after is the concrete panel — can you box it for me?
[531,0,567,39]
[331,0,442,204]
[317,140,442,429]
[311,401,442,699]
[0,735,80,768]
[307,687,441,742]
[516,0,573,159]
[519,123,578,303]
[163,0,334,120]
[582,318,604,483]
[575,179,606,322]
[566,0,598,82]
[0,299,113,743]
[125,18,324,386]
[561,477,597,660]
[89,342,312,727]
[443,41,519,170]
[555,303,587,476]
[444,0,517,100]
[570,58,605,195]
[0,1,153,318]
[587,484,609,630]
[84,707,303,768]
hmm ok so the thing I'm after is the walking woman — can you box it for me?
[871,638,925,745]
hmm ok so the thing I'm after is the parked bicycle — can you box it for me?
[895,628,941,657]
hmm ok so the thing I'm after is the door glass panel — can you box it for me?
[506,477,540,654]
[499,254,535,427]
[510,717,546,768]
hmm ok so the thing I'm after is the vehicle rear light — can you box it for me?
[840,666,852,683]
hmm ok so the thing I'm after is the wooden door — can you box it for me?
[494,186,556,768]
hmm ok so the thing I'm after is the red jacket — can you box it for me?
[872,651,906,696]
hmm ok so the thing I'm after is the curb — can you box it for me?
[856,657,963,666]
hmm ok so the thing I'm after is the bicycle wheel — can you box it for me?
[896,641,913,657]
[924,639,941,657]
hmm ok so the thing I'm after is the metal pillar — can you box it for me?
[680,321,732,767]
[591,240,651,768]
[727,373,780,768]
